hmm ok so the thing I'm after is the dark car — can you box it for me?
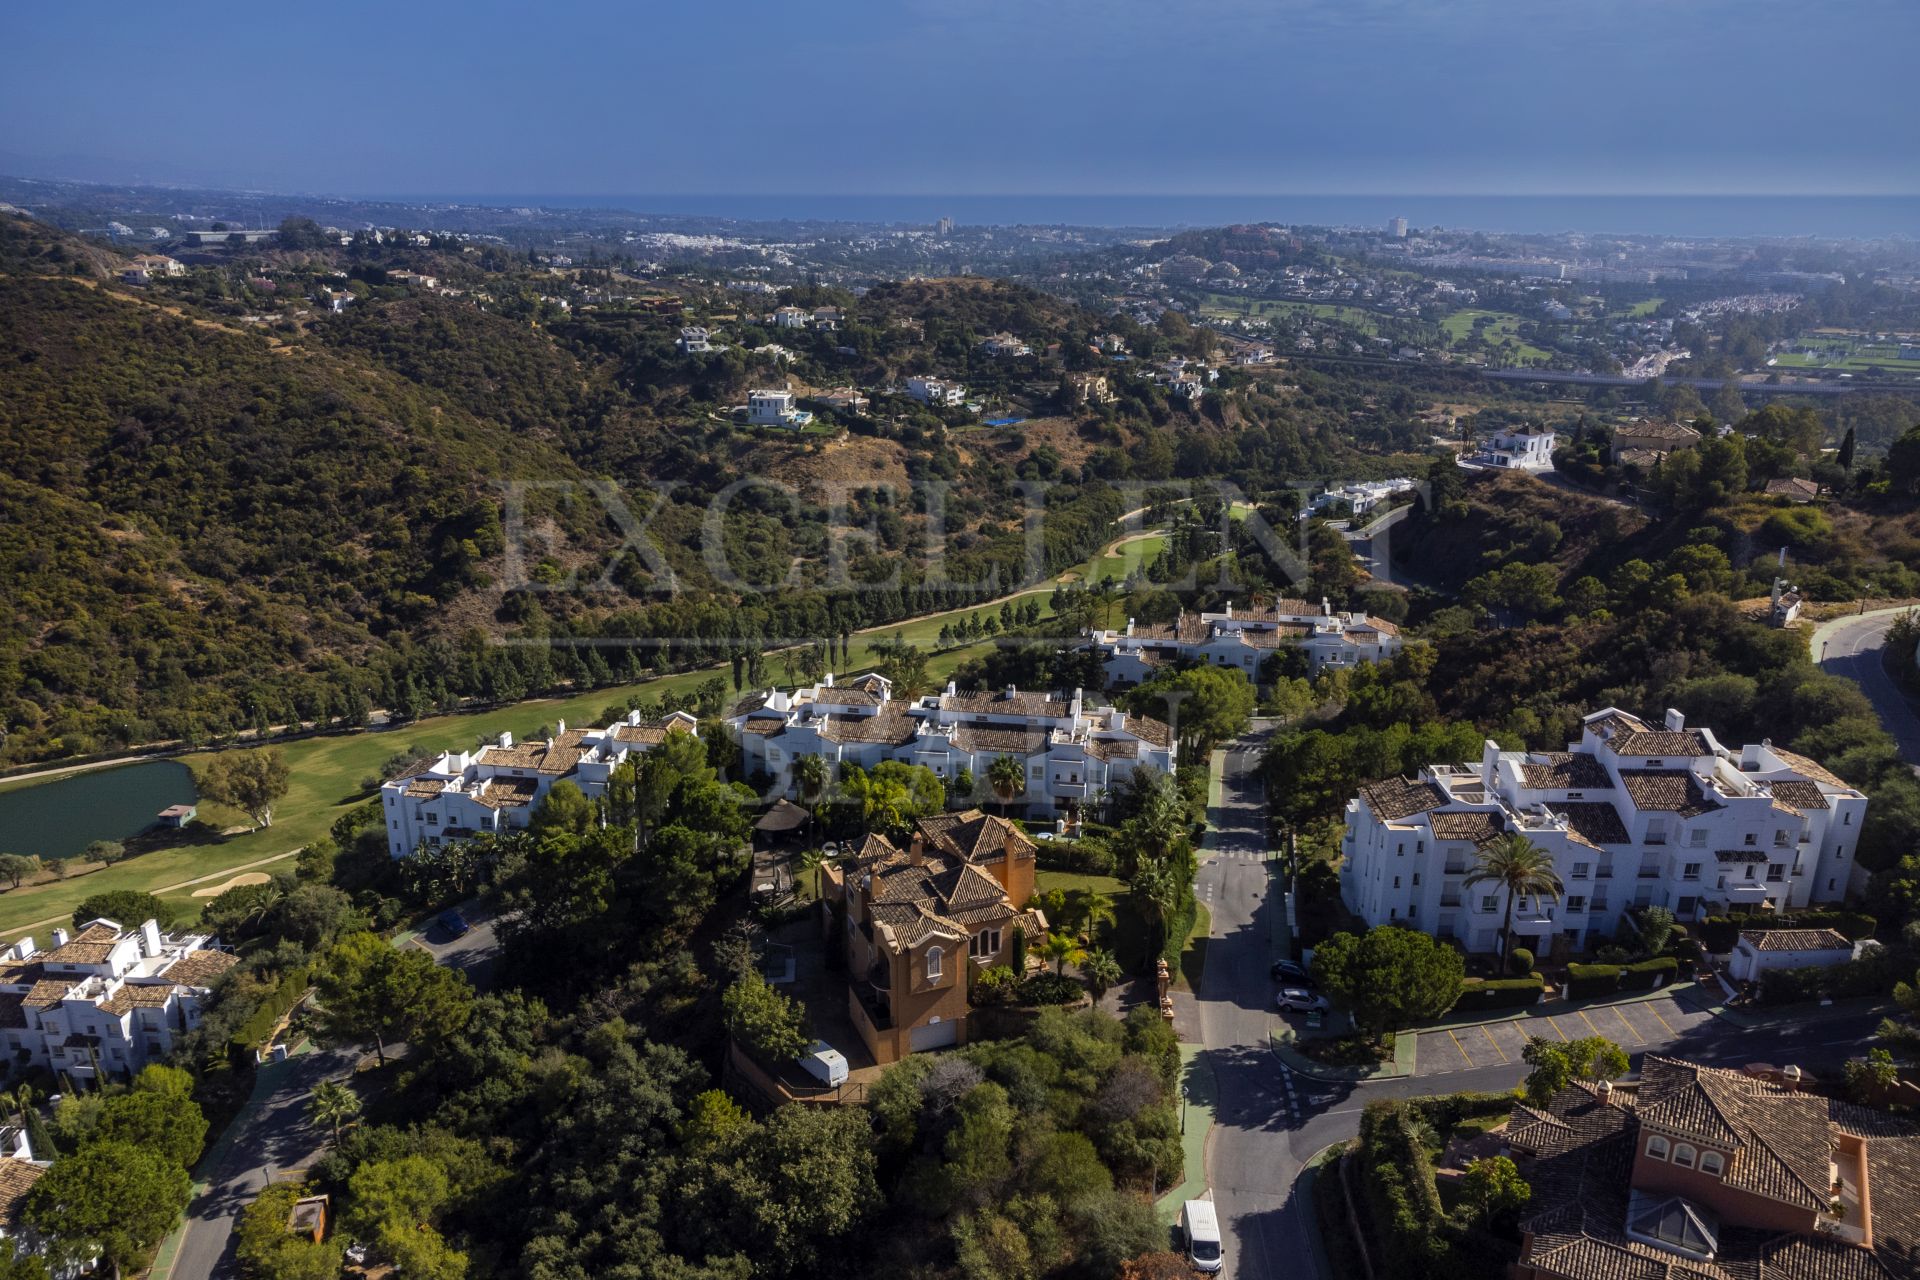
[438,910,471,939]
[1270,959,1311,985]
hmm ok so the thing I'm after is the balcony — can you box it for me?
[1443,863,1469,875]
[1594,867,1614,879]
[1440,895,1463,908]
[1718,879,1771,901]
[1051,781,1086,797]
[1637,867,1662,879]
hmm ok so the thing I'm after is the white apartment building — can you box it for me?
[906,376,966,406]
[979,332,1032,357]
[725,673,1175,818]
[679,326,713,353]
[0,918,237,1086]
[1090,599,1403,682]
[747,388,813,428]
[1475,424,1557,470]
[1306,477,1417,518]
[380,712,699,858]
[1339,708,1868,957]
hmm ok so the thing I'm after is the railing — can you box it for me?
[1595,867,1614,879]
[1443,864,1468,875]
[1638,869,1661,879]
[1440,895,1463,908]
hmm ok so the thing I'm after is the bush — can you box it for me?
[1450,976,1543,1012]
[1618,956,1677,992]
[1563,964,1623,1000]
[1017,973,1085,1006]
[972,965,1021,1006]
[1508,947,1534,976]
[1036,839,1116,876]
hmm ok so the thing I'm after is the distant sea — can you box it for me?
[415,193,1920,238]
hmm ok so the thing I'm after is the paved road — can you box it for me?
[1191,738,1883,1280]
[1814,607,1920,767]
[169,908,502,1280]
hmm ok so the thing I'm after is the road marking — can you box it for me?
[1545,1015,1570,1041]
[1645,1000,1680,1039]
[1445,1029,1474,1067]
[1478,1024,1509,1063]
[1606,1003,1646,1044]
[1577,1009,1603,1038]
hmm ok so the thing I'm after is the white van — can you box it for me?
[1182,1198,1222,1273]
[801,1040,849,1088]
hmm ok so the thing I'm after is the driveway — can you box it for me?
[165,908,503,1280]
[1813,607,1920,767]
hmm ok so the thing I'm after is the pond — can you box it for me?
[0,761,198,859]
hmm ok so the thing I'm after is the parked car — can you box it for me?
[1276,988,1330,1013]
[438,910,471,939]
[1181,1198,1223,1273]
[1270,959,1311,985]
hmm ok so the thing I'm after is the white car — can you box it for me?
[1276,987,1330,1013]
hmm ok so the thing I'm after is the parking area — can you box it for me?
[1414,991,1717,1075]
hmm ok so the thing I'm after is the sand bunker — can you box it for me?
[191,871,271,898]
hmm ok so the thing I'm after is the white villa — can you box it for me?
[1339,708,1868,957]
[380,712,699,858]
[0,918,237,1087]
[747,388,814,428]
[679,326,714,354]
[979,332,1031,357]
[906,376,966,406]
[772,305,809,328]
[1089,599,1403,682]
[1305,478,1417,518]
[1474,424,1557,470]
[725,673,1175,818]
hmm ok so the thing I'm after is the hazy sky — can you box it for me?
[7,0,1917,196]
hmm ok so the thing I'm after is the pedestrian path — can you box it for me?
[1156,1044,1218,1225]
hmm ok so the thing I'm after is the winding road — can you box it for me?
[1813,606,1920,768]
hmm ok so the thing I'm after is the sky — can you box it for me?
[6,0,1918,198]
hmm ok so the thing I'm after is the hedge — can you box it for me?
[1564,963,1622,1000]
[1619,956,1678,992]
[1451,976,1543,1011]
[228,966,311,1063]
[1035,838,1116,876]
[1759,945,1899,1006]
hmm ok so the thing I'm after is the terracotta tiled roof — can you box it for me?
[943,689,1073,717]
[1767,780,1828,812]
[813,687,881,708]
[403,777,447,798]
[0,993,24,1030]
[1358,776,1449,821]
[1085,738,1140,762]
[0,1159,42,1231]
[163,949,238,988]
[1609,729,1712,757]
[953,725,1051,755]
[1552,802,1632,846]
[1772,749,1848,790]
[918,809,1036,863]
[1521,752,1614,790]
[1122,715,1173,748]
[728,691,773,718]
[1617,770,1720,817]
[1428,811,1505,848]
[22,979,71,1008]
[739,719,784,736]
[1739,928,1850,953]
[817,709,917,746]
[474,776,540,809]
[611,718,692,747]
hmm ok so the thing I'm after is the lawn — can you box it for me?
[1440,308,1553,364]
[1078,533,1166,588]
[1608,297,1664,319]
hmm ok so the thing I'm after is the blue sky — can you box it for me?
[6,0,1917,196]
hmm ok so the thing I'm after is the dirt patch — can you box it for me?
[192,871,273,898]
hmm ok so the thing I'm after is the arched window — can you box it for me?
[1699,1152,1724,1177]
[1646,1136,1670,1162]
[1672,1144,1696,1170]
[925,947,944,981]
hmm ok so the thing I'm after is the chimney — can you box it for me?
[11,939,33,961]
[1664,709,1685,732]
[822,671,834,687]
[51,928,69,949]
[1109,709,1125,730]
[556,719,566,735]
[1003,684,1017,701]
[498,730,513,749]
[909,834,925,866]
[1321,596,1331,617]
[1224,600,1233,618]
[1596,1079,1613,1104]
[1783,1064,1803,1089]
[945,680,958,697]
[1125,618,1135,637]
[141,919,163,958]
[628,708,643,726]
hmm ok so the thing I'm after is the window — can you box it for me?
[1744,832,1757,846]
[1700,1151,1724,1177]
[1689,829,1707,848]
[426,812,439,826]
[1416,840,1425,854]
[1672,1144,1696,1170]
[1647,759,1664,767]
[1845,811,1853,826]
[1566,896,1586,913]
[1646,1136,1670,1161]
[969,929,1001,958]
[1412,873,1421,886]
[1393,876,1400,889]
[1482,895,1499,913]
[1767,864,1786,882]
[1573,862,1590,880]
[1774,830,1790,847]
[1567,792,1584,801]
[1682,863,1701,881]
[925,947,944,981]
[1744,865,1757,881]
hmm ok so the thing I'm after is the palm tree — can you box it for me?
[1039,932,1086,977]
[1463,832,1563,965]
[987,755,1026,816]
[305,1079,362,1143]
[792,754,830,827]
[1081,948,1123,1000]
[1077,890,1118,946]
[1128,858,1183,959]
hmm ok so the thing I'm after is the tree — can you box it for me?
[1462,833,1563,964]
[1126,665,1254,757]
[1081,948,1122,999]
[1637,905,1675,954]
[305,1079,361,1142]
[722,971,810,1063]
[1039,932,1086,976]
[1311,926,1464,1043]
[82,840,126,868]
[0,855,38,890]
[873,636,932,701]
[1077,890,1118,945]
[1520,1035,1628,1106]
[316,933,473,1065]
[1839,425,1857,472]
[1845,1048,1899,1103]
[987,755,1027,815]
[200,749,291,828]
[92,1091,207,1169]
[792,753,830,821]
[73,891,177,932]
[1462,1155,1531,1221]
[26,1141,191,1279]
[344,1156,464,1279]
[236,1182,343,1280]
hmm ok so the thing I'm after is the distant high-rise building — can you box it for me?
[1388,216,1408,238]
[936,216,954,235]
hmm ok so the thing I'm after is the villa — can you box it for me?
[746,388,814,428]
[1475,423,1557,470]
[906,376,966,406]
[380,712,699,858]
[725,673,1174,819]
[1088,599,1404,682]
[1339,708,1867,956]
